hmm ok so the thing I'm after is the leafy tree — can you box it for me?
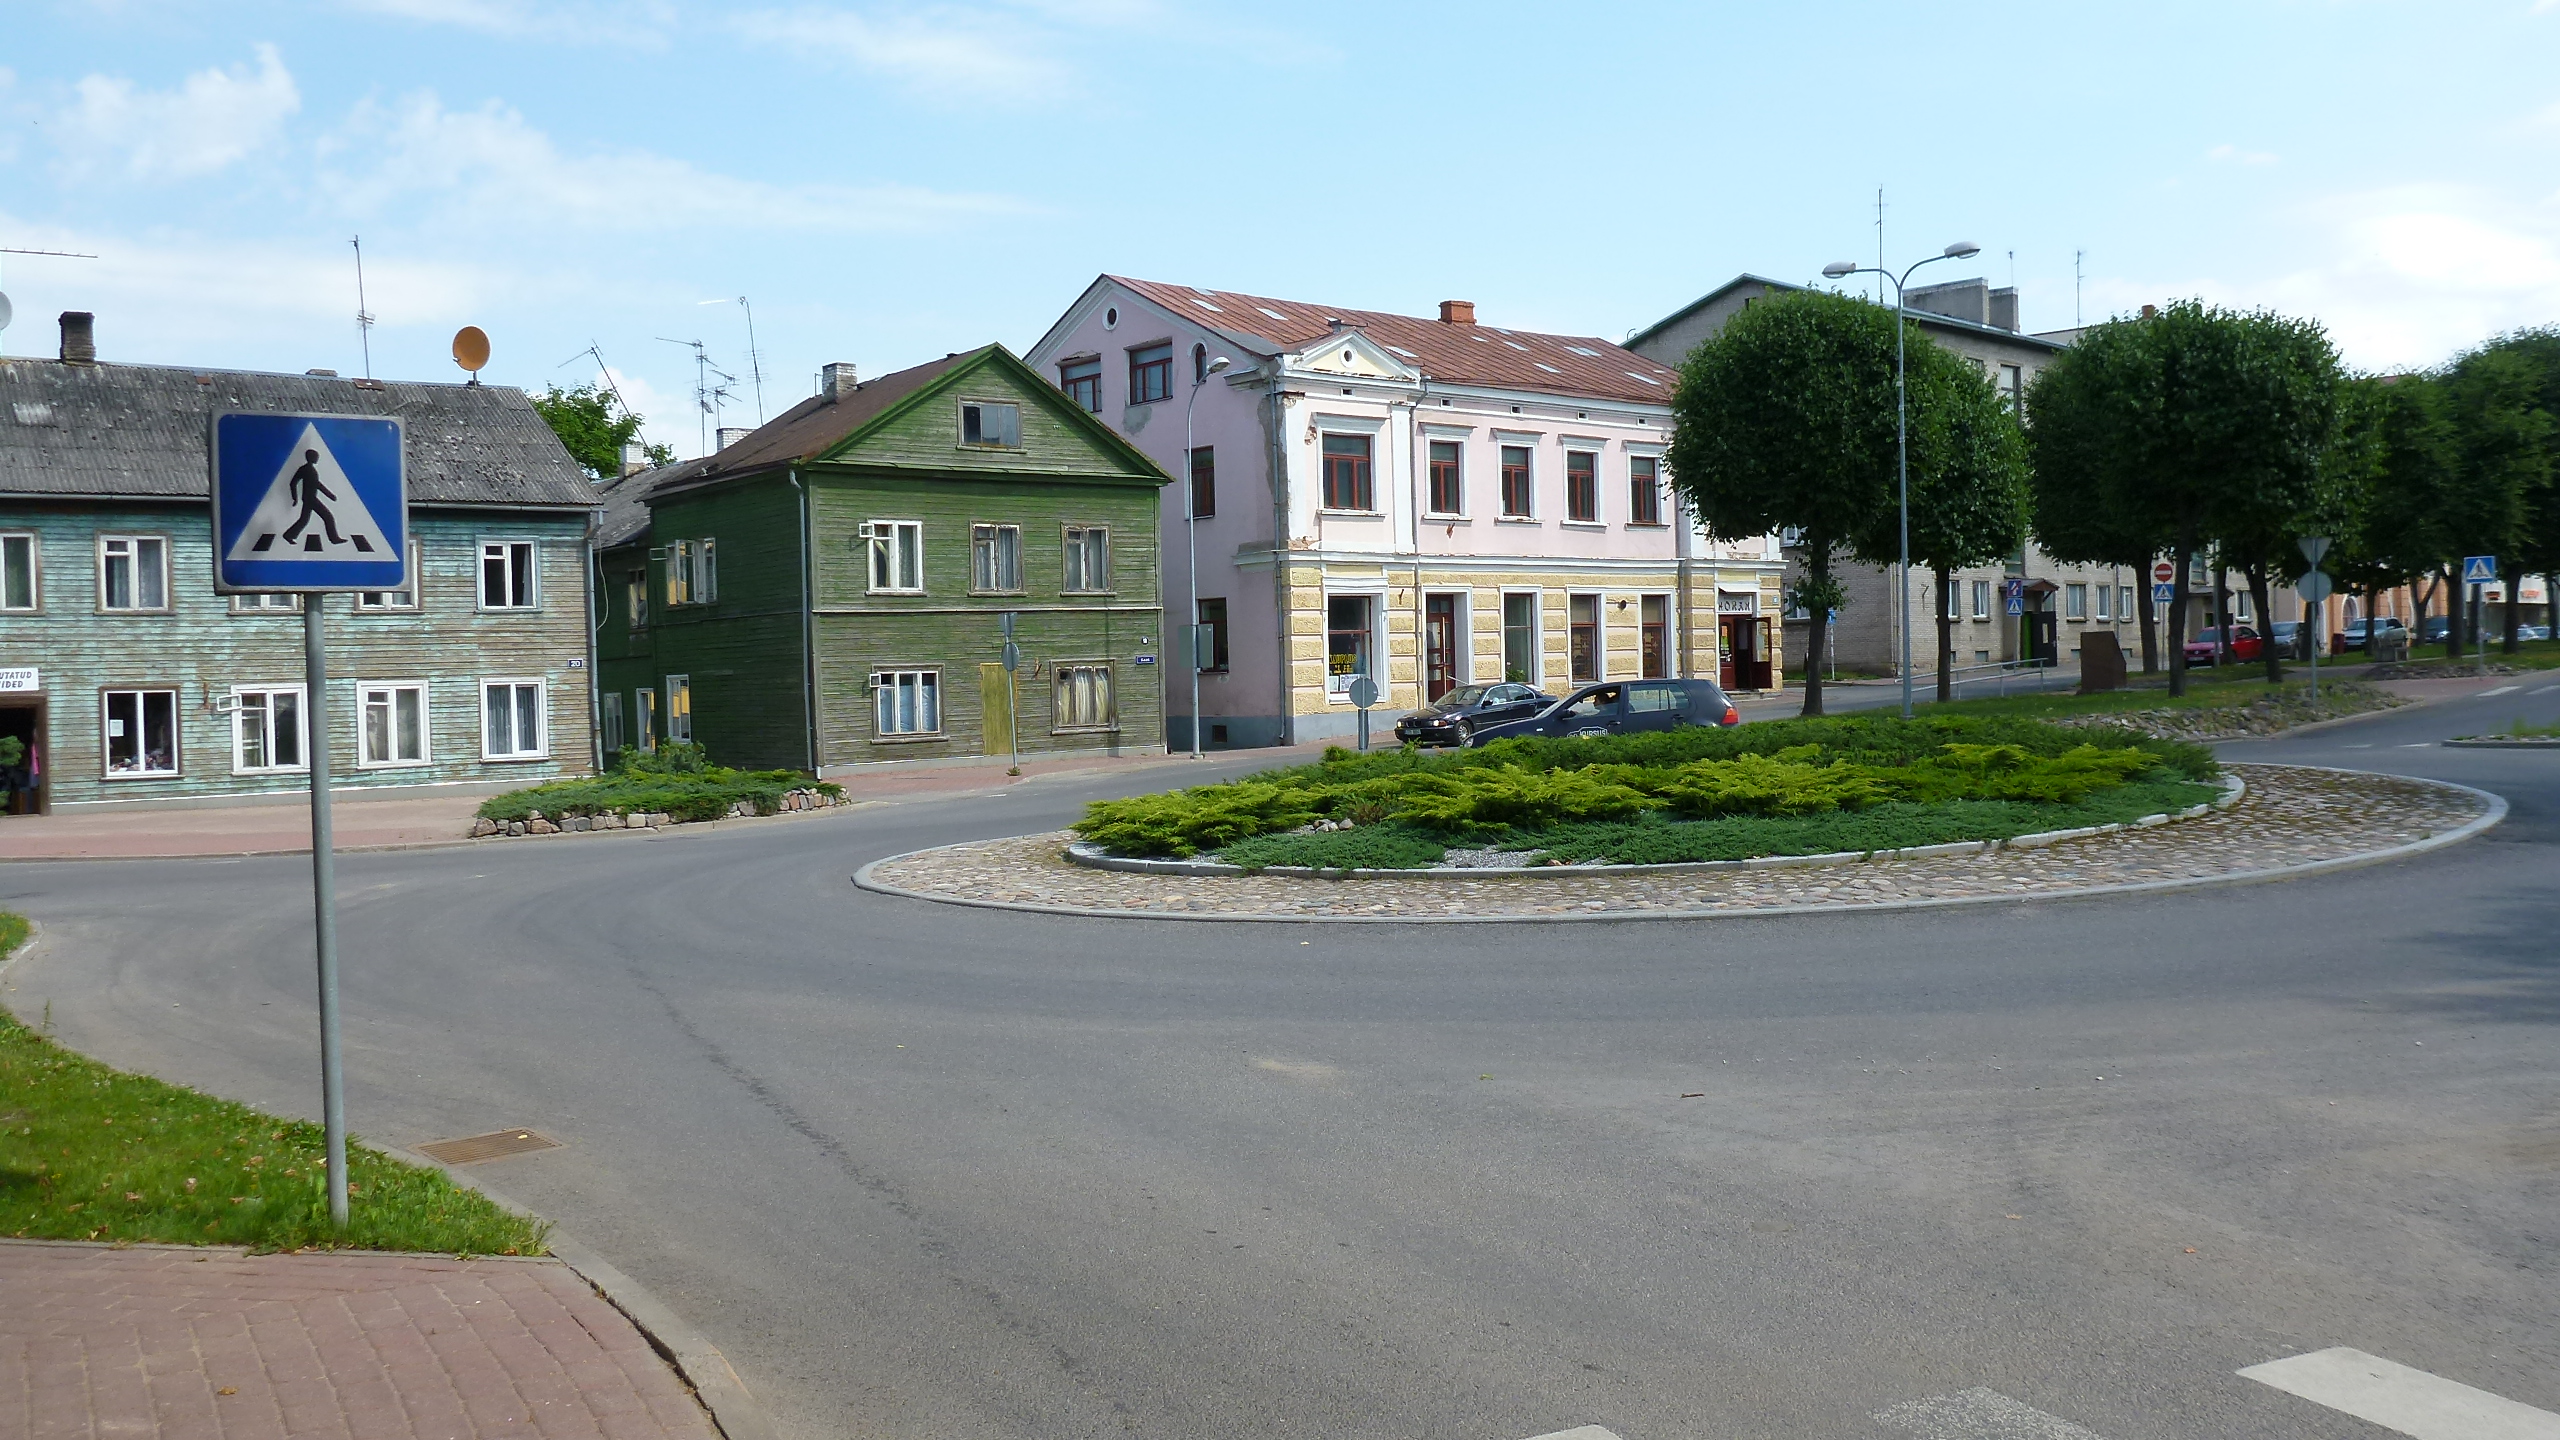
[2026,323,2175,673]
[2438,344,2547,657]
[1669,290,1898,715]
[1852,345,2029,702]
[532,384,673,482]
[2322,375,2457,654]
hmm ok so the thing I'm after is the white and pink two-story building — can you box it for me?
[1028,277,1784,748]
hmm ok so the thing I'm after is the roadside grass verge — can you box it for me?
[0,975,546,1254]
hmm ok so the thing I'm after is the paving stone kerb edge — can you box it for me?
[852,765,2505,924]
[1058,776,2246,879]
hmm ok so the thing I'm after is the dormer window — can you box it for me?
[961,400,1021,448]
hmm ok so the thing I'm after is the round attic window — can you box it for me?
[1342,348,1354,364]
[1104,306,1119,329]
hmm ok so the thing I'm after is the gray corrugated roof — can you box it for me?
[649,349,978,496]
[0,358,598,509]
[592,465,674,550]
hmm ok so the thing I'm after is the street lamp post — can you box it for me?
[1822,241,1983,720]
[1184,353,1232,758]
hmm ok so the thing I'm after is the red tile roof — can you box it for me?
[1109,277,1677,405]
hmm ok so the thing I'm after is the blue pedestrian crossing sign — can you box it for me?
[211,413,406,593]
[2462,554,2499,585]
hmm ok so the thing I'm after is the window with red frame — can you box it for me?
[1322,434,1374,511]
[1566,452,1599,522]
[1427,440,1463,515]
[1628,456,1662,525]
[1499,445,1532,517]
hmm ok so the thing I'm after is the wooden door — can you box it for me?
[1424,595,1458,701]
[979,663,1015,757]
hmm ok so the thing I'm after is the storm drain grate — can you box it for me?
[415,1128,561,1165]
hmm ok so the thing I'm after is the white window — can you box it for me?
[1999,363,2024,415]
[99,535,168,612]
[230,592,301,613]
[2065,583,2089,620]
[230,686,307,773]
[360,682,429,767]
[626,571,648,629]
[961,400,1021,448]
[872,669,940,736]
[665,674,692,743]
[867,521,924,594]
[0,532,36,611]
[102,688,179,776]
[1970,579,1992,621]
[972,524,1022,593]
[698,538,716,603]
[1942,577,1962,621]
[1054,663,1115,730]
[2094,582,2112,622]
[357,542,422,610]
[633,687,658,752]
[480,540,537,609]
[2119,586,2135,621]
[667,539,694,606]
[481,678,548,760]
[600,691,626,756]
[2234,590,2253,621]
[1063,526,1110,593]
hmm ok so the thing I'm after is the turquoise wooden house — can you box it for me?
[595,344,1174,772]
[0,312,601,813]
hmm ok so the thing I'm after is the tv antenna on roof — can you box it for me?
[700,296,765,423]
[656,336,737,456]
[352,236,377,378]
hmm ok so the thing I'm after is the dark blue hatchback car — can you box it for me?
[1467,678,1740,746]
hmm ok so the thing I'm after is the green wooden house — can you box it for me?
[595,345,1174,773]
[0,312,601,813]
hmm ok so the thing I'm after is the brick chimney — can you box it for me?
[58,312,96,365]
[1437,300,1475,325]
[819,361,859,400]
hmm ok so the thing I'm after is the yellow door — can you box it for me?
[979,663,1014,757]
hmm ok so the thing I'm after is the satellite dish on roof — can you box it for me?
[451,325,490,383]
[0,292,13,332]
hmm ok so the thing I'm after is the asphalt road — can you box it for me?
[4,683,2556,1440]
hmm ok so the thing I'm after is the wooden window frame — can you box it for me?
[1500,589,1541,686]
[1498,446,1534,519]
[0,531,40,613]
[1062,525,1112,595]
[479,677,549,762]
[1128,342,1173,406]
[600,691,626,758]
[1426,440,1464,517]
[1564,451,1600,524]
[1052,661,1119,733]
[1196,596,1230,673]
[96,533,172,614]
[1568,592,1602,683]
[1639,594,1670,679]
[665,674,693,743]
[971,523,1024,595]
[1188,446,1216,520]
[1320,433,1375,513]
[100,686,181,778]
[356,541,423,611]
[357,680,431,768]
[870,668,943,740]
[478,539,539,611]
[1059,358,1102,413]
[229,683,310,775]
[230,592,303,614]
[866,520,925,595]
[960,399,1022,449]
[1627,455,1664,527]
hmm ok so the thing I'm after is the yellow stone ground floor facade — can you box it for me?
[1247,557,1785,745]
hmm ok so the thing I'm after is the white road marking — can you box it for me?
[2240,1348,2560,1440]
[2343,742,2375,748]
[2533,684,2560,695]
[2400,742,2435,747]
[2479,685,2522,696]
[1875,1388,2107,1439]
[1519,1429,1621,1440]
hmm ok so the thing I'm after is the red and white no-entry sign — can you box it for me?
[2152,561,2177,584]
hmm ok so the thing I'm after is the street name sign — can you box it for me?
[2463,554,2498,585]
[211,413,408,593]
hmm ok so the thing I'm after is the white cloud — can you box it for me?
[733,6,1073,100]
[319,90,1022,233]
[56,44,300,180]
[2206,142,2278,166]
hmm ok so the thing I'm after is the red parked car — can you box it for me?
[2183,625,2263,666]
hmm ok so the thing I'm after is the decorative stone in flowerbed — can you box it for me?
[2051,679,2405,741]
[466,742,846,839]
[468,786,846,838]
[858,764,2497,921]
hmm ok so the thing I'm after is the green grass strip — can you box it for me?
[0,964,547,1254]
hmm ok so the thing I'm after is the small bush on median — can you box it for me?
[1218,825,1451,872]
[475,743,838,825]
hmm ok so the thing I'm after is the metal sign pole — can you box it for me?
[303,594,348,1230]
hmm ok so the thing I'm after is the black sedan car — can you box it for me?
[1467,678,1740,746]
[1394,682,1554,746]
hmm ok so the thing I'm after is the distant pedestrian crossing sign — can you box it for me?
[211,413,406,592]
[2462,554,2498,585]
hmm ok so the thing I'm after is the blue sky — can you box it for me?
[6,1,2557,458]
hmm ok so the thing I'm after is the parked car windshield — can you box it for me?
[1438,685,1493,707]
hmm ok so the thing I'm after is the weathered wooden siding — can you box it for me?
[830,363,1143,479]
[0,501,594,809]
[591,536,656,754]
[640,477,810,771]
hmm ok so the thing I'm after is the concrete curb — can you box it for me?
[2443,737,2560,749]
[851,768,2502,926]
[1058,775,2246,880]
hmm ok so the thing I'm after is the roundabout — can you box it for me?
[855,763,2503,922]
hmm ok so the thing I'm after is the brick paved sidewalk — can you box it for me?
[0,1240,721,1439]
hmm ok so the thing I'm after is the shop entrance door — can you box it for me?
[1424,595,1459,701]
[0,701,45,815]
[1717,614,1749,688]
